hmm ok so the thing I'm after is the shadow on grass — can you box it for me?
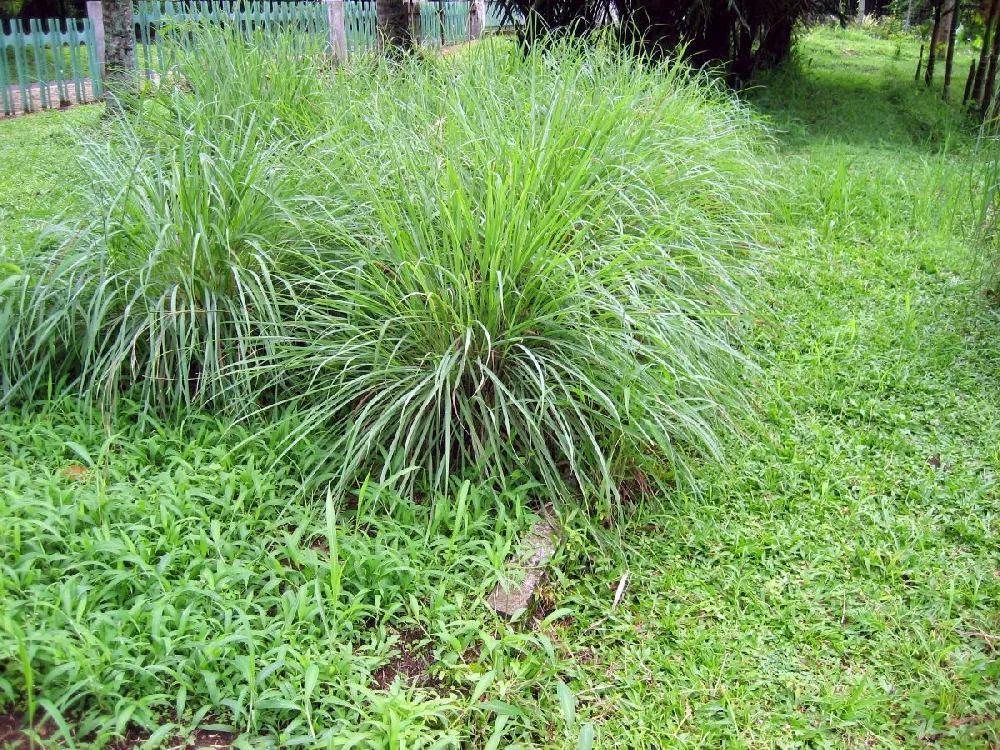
[746,32,976,152]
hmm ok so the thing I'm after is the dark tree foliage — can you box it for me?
[496,0,842,84]
[1,0,79,21]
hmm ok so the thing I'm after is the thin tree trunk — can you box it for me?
[103,0,135,115]
[964,59,977,103]
[857,0,866,25]
[984,6,1000,116]
[973,0,1000,102]
[904,0,914,32]
[925,0,942,86]
[943,0,960,99]
[376,0,412,51]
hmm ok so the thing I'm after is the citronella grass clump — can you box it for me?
[0,108,317,410]
[0,28,338,412]
[1,30,769,506]
[264,40,769,504]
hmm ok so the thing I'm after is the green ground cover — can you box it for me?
[0,106,97,253]
[2,24,1000,748]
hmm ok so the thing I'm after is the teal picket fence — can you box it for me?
[1,17,102,115]
[344,1,377,52]
[3,0,500,117]
[133,1,332,76]
[419,1,469,47]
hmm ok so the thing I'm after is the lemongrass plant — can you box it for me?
[0,107,321,411]
[259,38,770,506]
[2,29,771,507]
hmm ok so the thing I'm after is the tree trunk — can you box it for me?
[933,0,954,47]
[857,0,866,25]
[943,0,960,99]
[690,0,731,70]
[964,59,977,103]
[984,8,1000,117]
[904,0,914,32]
[759,17,794,69]
[102,0,135,114]
[376,0,412,51]
[973,0,1000,102]
[730,23,755,87]
[925,0,942,86]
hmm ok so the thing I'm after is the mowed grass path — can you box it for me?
[0,107,99,255]
[2,27,1000,748]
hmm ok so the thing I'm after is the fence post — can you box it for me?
[407,1,422,46]
[86,0,105,74]
[470,0,485,39]
[324,0,348,63]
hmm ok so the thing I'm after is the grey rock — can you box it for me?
[487,512,560,616]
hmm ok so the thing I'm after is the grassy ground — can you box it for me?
[2,24,1000,748]
[0,106,99,254]
[568,27,1000,747]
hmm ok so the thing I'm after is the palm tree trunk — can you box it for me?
[376,0,412,51]
[943,0,960,100]
[973,0,1000,103]
[102,0,135,114]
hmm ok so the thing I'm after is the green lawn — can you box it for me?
[4,43,97,86]
[2,25,1000,748]
[0,106,100,255]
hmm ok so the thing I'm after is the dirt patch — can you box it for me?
[0,713,235,749]
[921,712,1000,742]
[2,79,97,117]
[0,714,19,747]
[439,42,474,56]
[371,629,439,690]
[109,727,236,749]
[0,713,55,749]
[948,712,998,728]
[61,463,89,481]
